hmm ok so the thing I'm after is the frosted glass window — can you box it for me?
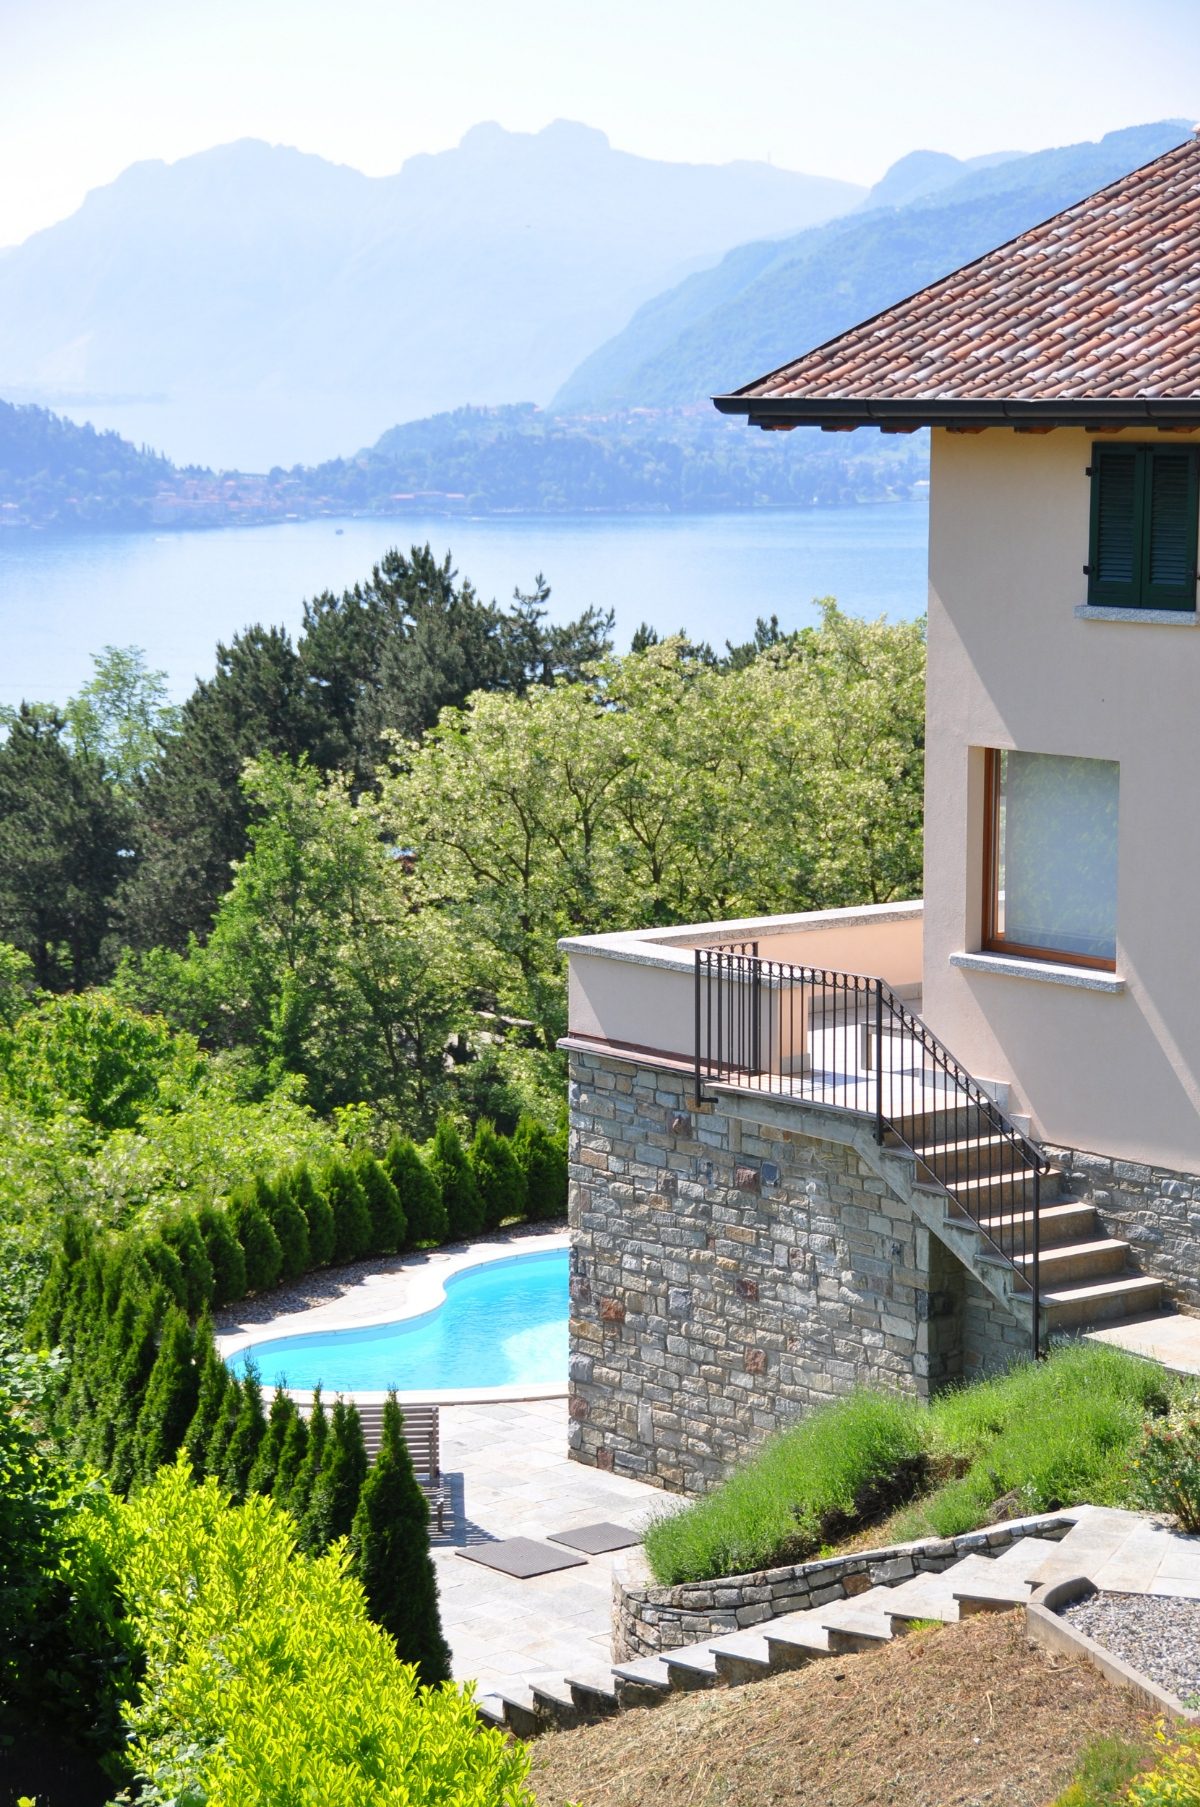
[989,751,1118,966]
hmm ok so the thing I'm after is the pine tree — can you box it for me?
[134,1306,197,1484]
[354,1153,407,1254]
[159,1212,215,1314]
[512,1113,569,1220]
[384,1135,448,1245]
[469,1119,527,1232]
[258,1172,310,1281]
[324,1158,373,1266]
[289,1386,327,1530]
[351,1393,452,1684]
[228,1185,284,1293]
[284,1162,335,1267]
[247,1385,298,1496]
[303,1398,368,1551]
[183,1314,230,1475]
[273,1398,310,1513]
[220,1366,268,1501]
[427,1117,484,1240]
[197,1202,248,1304]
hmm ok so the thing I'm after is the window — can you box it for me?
[1087,443,1199,611]
[983,750,1118,970]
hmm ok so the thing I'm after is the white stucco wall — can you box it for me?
[923,427,1200,1170]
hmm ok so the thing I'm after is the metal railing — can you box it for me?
[694,948,1046,1356]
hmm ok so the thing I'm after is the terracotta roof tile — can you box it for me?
[719,136,1200,424]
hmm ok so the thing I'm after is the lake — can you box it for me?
[0,500,929,706]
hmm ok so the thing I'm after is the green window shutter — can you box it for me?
[1088,447,1143,605]
[1142,447,1199,610]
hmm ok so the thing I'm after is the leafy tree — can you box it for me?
[135,1306,198,1484]
[351,1393,451,1683]
[0,941,34,1029]
[221,1365,268,1501]
[303,1398,368,1550]
[286,1161,336,1266]
[196,1203,248,1305]
[427,1117,483,1240]
[469,1119,527,1231]
[183,1315,230,1475]
[511,1114,569,1220]
[354,1152,407,1253]
[384,1135,447,1246]
[65,644,181,790]
[0,707,131,989]
[228,1184,284,1294]
[325,1157,373,1266]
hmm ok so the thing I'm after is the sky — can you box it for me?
[0,0,1197,248]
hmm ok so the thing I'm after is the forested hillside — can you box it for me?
[0,397,179,527]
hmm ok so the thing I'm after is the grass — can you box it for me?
[644,1342,1173,1585]
[1048,1732,1160,1807]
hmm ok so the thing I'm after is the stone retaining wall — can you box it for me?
[613,1513,1075,1659]
[1051,1145,1200,1313]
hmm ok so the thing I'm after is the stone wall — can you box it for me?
[567,1048,1020,1493]
[613,1513,1074,1658]
[1051,1145,1200,1314]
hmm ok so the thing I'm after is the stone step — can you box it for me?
[871,1567,965,1625]
[977,1200,1098,1245]
[761,1611,837,1665]
[808,1594,895,1650]
[611,1654,674,1708]
[941,1167,1060,1210]
[1042,1271,1166,1329]
[907,1133,1034,1182]
[487,1682,541,1739]
[1013,1237,1130,1283]
[474,1694,508,1732]
[529,1674,584,1729]
[661,1644,721,1690]
[707,1628,776,1683]
[948,1551,1039,1611]
[564,1670,620,1718]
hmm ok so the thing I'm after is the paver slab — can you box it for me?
[548,1520,642,1555]
[457,1536,588,1579]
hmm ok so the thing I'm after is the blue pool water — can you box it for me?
[228,1248,568,1393]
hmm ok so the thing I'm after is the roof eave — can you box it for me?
[712,394,1200,430]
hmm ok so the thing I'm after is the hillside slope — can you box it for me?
[554,120,1190,411]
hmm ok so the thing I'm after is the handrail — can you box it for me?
[694,949,1045,1359]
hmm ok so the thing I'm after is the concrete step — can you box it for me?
[1043,1271,1166,1329]
[475,1693,508,1731]
[871,1567,965,1625]
[977,1200,1098,1245]
[1013,1237,1130,1284]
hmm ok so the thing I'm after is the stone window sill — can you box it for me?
[950,951,1125,994]
[1074,603,1198,627]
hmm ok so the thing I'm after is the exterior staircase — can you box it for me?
[475,1513,1120,1738]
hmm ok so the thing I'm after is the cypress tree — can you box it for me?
[183,1314,230,1475]
[353,1153,407,1254]
[258,1172,310,1282]
[221,1365,268,1501]
[384,1135,448,1246]
[27,1210,92,1348]
[352,1394,452,1684]
[512,1113,569,1220]
[159,1212,215,1314]
[197,1202,248,1305]
[291,1387,329,1538]
[285,1162,335,1267]
[247,1385,298,1496]
[427,1117,484,1240]
[228,1185,284,1294]
[134,1306,198,1484]
[107,1290,166,1493]
[204,1375,243,1483]
[132,1235,189,1309]
[273,1398,310,1513]
[469,1119,528,1232]
[324,1158,372,1266]
[303,1398,368,1551]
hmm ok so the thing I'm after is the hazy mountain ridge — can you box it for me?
[0,123,863,469]
[553,120,1191,412]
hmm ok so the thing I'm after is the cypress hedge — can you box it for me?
[428,1118,484,1240]
[385,1135,448,1245]
[196,1203,247,1305]
[354,1153,407,1254]
[469,1119,527,1232]
[134,1306,198,1486]
[286,1162,336,1267]
[351,1394,452,1684]
[512,1113,569,1220]
[258,1174,310,1283]
[324,1159,373,1265]
[227,1187,284,1294]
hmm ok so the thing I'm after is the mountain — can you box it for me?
[858,148,1021,212]
[0,125,863,470]
[0,397,177,529]
[553,121,1192,413]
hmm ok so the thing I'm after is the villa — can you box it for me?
[562,127,1200,1494]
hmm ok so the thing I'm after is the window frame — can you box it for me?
[981,748,1118,974]
[1087,442,1200,613]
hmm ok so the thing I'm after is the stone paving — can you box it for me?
[430,1398,665,1698]
[1088,1310,1200,1377]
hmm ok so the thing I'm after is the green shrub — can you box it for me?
[511,1113,568,1220]
[1127,1726,1200,1804]
[469,1119,527,1231]
[303,1398,368,1551]
[228,1187,283,1295]
[643,1389,927,1584]
[221,1367,268,1502]
[1126,1396,1200,1531]
[273,1399,309,1512]
[288,1386,327,1525]
[1049,1732,1159,1807]
[427,1117,483,1241]
[286,1161,336,1267]
[324,1158,373,1265]
[248,1386,299,1498]
[354,1153,407,1254]
[258,1173,310,1283]
[196,1203,247,1305]
[134,1306,198,1485]
[89,1461,533,1807]
[384,1135,448,1245]
[183,1317,230,1476]
[159,1212,214,1315]
[351,1393,451,1684]
[130,1233,188,1309]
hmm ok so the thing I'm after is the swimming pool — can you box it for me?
[227,1247,568,1394]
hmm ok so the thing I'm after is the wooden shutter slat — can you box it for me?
[1088,447,1141,604]
[1144,448,1199,609]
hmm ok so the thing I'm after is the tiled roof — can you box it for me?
[717,133,1200,426]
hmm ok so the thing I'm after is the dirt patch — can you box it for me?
[526,1610,1150,1807]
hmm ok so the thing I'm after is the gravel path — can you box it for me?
[1060,1589,1200,1705]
